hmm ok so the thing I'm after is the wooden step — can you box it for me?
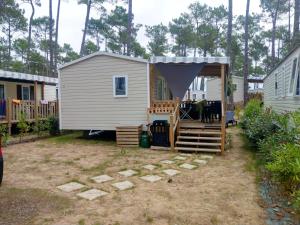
[177,136,221,141]
[175,147,221,153]
[178,130,221,135]
[180,124,221,129]
[176,141,221,146]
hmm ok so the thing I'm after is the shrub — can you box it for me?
[266,143,300,191]
[0,124,9,146]
[17,112,30,141]
[33,119,48,136]
[47,116,60,136]
[240,99,262,129]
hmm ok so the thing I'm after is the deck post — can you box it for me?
[7,98,12,135]
[34,81,38,124]
[221,64,226,154]
[169,114,174,151]
[41,82,45,100]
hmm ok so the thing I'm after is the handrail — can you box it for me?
[169,98,180,151]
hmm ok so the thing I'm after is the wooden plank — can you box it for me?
[150,145,170,151]
[176,141,221,146]
[221,64,226,154]
[175,147,221,153]
[177,136,221,141]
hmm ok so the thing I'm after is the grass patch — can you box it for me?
[0,187,71,225]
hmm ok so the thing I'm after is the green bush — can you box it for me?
[266,143,300,191]
[33,119,49,136]
[17,112,30,141]
[240,99,262,129]
[47,116,60,136]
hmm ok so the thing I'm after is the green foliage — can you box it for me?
[47,116,59,136]
[266,143,300,191]
[33,119,49,136]
[17,112,30,141]
[0,124,9,146]
[145,23,169,56]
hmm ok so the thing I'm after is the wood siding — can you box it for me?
[264,48,300,113]
[60,55,148,130]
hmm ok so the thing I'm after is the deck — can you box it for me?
[0,98,58,134]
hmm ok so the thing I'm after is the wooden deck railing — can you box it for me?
[169,100,180,151]
[0,98,58,133]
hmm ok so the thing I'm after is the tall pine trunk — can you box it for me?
[27,0,35,70]
[80,0,92,56]
[243,0,250,105]
[227,0,233,109]
[49,0,54,76]
[271,0,280,67]
[127,0,132,56]
[54,0,61,71]
[294,0,300,45]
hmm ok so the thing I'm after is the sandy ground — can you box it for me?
[0,128,266,225]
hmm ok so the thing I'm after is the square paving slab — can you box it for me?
[57,182,85,193]
[193,159,207,165]
[160,160,175,164]
[118,169,138,177]
[77,189,108,201]
[91,174,114,183]
[112,181,135,191]
[174,156,187,160]
[143,164,157,171]
[179,163,197,170]
[140,175,162,183]
[200,155,214,160]
[163,169,180,176]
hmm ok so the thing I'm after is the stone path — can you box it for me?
[57,153,214,201]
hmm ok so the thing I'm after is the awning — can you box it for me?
[154,63,206,99]
[0,70,58,85]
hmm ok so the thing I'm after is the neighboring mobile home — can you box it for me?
[264,46,300,113]
[0,70,58,133]
[206,75,244,103]
[59,52,229,153]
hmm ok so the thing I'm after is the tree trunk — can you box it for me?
[227,0,233,109]
[54,0,61,71]
[49,0,54,76]
[243,0,250,105]
[80,0,92,56]
[127,0,132,56]
[271,0,280,67]
[294,0,300,44]
[288,0,291,43]
[27,0,35,70]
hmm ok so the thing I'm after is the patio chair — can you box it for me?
[226,111,237,127]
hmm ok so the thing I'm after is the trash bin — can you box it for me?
[140,131,150,148]
[150,120,170,147]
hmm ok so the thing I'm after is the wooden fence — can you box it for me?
[0,98,58,134]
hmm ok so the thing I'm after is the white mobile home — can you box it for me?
[59,52,229,152]
[206,75,244,103]
[264,46,300,113]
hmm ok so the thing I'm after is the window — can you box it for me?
[296,72,300,96]
[202,94,205,99]
[275,73,278,96]
[0,85,4,99]
[232,84,237,91]
[113,75,128,97]
[289,58,298,94]
[17,85,34,100]
[192,94,196,100]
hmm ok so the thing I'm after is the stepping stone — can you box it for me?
[193,159,207,165]
[91,174,114,183]
[163,169,180,176]
[174,156,187,160]
[77,188,108,201]
[57,182,85,192]
[179,163,197,170]
[200,155,214,160]
[112,181,135,191]
[143,164,157,171]
[140,175,162,183]
[160,160,175,164]
[118,169,138,177]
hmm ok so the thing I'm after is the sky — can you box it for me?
[20,0,262,53]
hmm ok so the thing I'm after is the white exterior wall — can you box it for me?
[44,85,57,101]
[264,48,300,113]
[59,55,148,130]
[206,76,244,103]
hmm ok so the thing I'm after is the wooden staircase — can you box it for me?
[175,121,222,153]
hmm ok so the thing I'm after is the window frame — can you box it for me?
[296,63,300,96]
[113,75,128,98]
[288,57,298,96]
[275,73,278,97]
[0,84,5,99]
[20,84,34,100]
